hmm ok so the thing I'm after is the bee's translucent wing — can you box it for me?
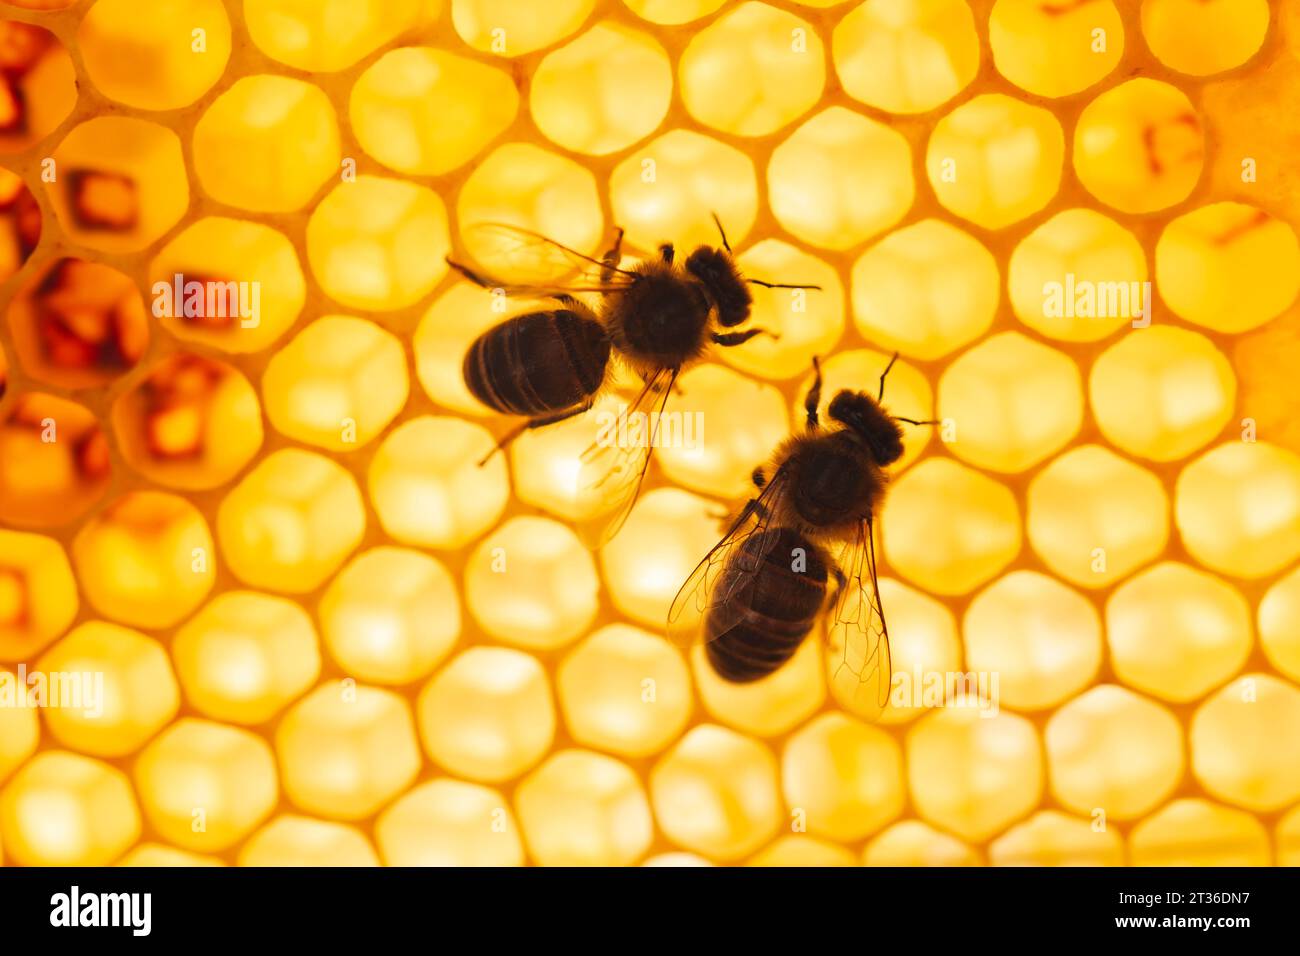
[455,222,639,296]
[826,518,893,720]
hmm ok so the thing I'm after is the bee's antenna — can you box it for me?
[878,351,900,402]
[710,211,732,253]
[748,279,823,291]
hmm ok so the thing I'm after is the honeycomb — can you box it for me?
[1,0,1299,868]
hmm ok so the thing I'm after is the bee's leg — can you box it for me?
[659,243,675,264]
[896,417,940,427]
[805,355,823,430]
[601,228,625,283]
[478,401,594,466]
[712,328,777,346]
[878,351,900,402]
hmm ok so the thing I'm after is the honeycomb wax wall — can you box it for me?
[1,0,1300,867]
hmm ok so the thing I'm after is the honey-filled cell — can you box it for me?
[0,21,76,154]
[0,169,41,283]
[0,529,78,662]
[237,816,379,868]
[0,394,110,529]
[246,0,442,72]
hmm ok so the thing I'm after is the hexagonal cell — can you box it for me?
[883,457,1021,596]
[237,816,379,867]
[36,621,179,758]
[964,571,1102,712]
[862,820,980,867]
[1009,209,1147,342]
[1129,799,1270,866]
[368,417,509,551]
[1106,562,1252,703]
[1191,674,1300,812]
[748,835,856,867]
[117,844,223,867]
[989,0,1123,98]
[0,169,41,283]
[939,332,1082,472]
[0,21,76,154]
[768,107,913,250]
[377,779,523,867]
[246,0,440,71]
[1027,445,1169,589]
[0,393,110,529]
[623,0,724,24]
[1073,79,1203,214]
[78,0,231,109]
[135,719,278,852]
[906,706,1042,842]
[112,354,263,491]
[217,449,366,594]
[0,529,77,662]
[0,667,39,783]
[1142,0,1269,76]
[926,94,1063,229]
[988,811,1124,867]
[678,2,824,137]
[149,217,307,354]
[1176,442,1300,578]
[515,750,654,866]
[172,591,321,725]
[1089,327,1235,462]
[1278,805,1300,868]
[451,0,596,56]
[692,636,825,737]
[275,681,421,820]
[650,724,781,861]
[0,752,140,866]
[262,316,407,452]
[1260,566,1300,682]
[49,117,188,252]
[557,623,693,758]
[320,547,460,686]
[1045,684,1183,821]
[833,0,979,114]
[307,176,450,311]
[350,48,518,176]
[1156,203,1300,333]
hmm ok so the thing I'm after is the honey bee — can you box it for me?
[668,354,933,713]
[449,217,813,547]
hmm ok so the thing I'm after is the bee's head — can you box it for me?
[684,246,753,328]
[828,390,904,466]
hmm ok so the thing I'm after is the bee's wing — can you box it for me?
[826,517,893,720]
[456,222,639,297]
[665,465,794,649]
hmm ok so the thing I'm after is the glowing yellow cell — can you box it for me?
[768,107,913,250]
[610,130,759,254]
[926,94,1063,229]
[515,750,653,866]
[1009,209,1148,341]
[1090,327,1235,462]
[417,647,555,783]
[246,0,441,71]
[369,417,508,551]
[1260,567,1300,682]
[1026,445,1169,589]
[939,332,1082,472]
[692,636,825,738]
[883,458,1021,596]
[320,547,460,686]
[834,0,979,114]
[622,0,724,24]
[748,836,856,867]
[276,682,421,820]
[988,811,1124,867]
[851,220,997,362]
[906,705,1043,842]
[1177,442,1300,579]
[1129,799,1270,867]
[642,852,714,866]
[72,492,215,629]
[863,820,980,867]
[262,316,408,451]
[678,3,825,137]
[0,530,77,661]
[1279,806,1300,868]
[1106,562,1252,703]
[218,449,365,594]
[466,517,598,649]
[457,144,603,284]
[964,571,1102,712]
[781,713,903,842]
[0,669,38,783]
[149,218,306,354]
[350,48,518,176]
[452,0,595,55]
[1142,0,1269,76]
[1156,203,1300,333]
[78,0,232,109]
[172,591,320,725]
[0,752,140,867]
[307,176,451,311]
[376,779,524,867]
[238,816,379,867]
[989,0,1123,98]
[1045,684,1183,820]
[650,724,780,861]
[558,624,693,758]
[117,844,224,867]
[135,718,277,851]
[36,622,179,758]
[193,76,339,213]
[1191,675,1300,812]
[1073,79,1203,214]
